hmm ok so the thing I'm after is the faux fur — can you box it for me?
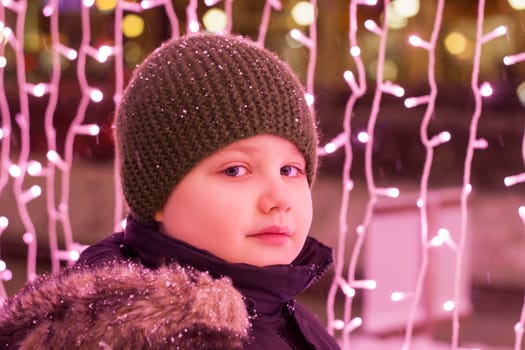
[0,262,250,349]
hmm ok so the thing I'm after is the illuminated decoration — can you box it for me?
[386,2,408,29]
[257,0,282,45]
[445,31,468,56]
[392,0,420,18]
[96,0,117,12]
[508,0,525,10]
[0,1,524,348]
[202,8,227,33]
[122,14,144,38]
[291,1,315,26]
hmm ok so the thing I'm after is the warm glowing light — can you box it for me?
[122,14,145,38]
[445,31,467,56]
[291,1,315,26]
[516,81,525,106]
[121,218,128,230]
[0,56,6,68]
[393,0,420,18]
[386,3,408,29]
[357,131,369,143]
[96,0,117,11]
[0,260,5,271]
[202,8,227,33]
[83,0,95,7]
[508,0,525,9]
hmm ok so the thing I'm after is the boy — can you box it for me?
[0,33,340,349]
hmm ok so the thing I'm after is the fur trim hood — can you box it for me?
[0,261,250,349]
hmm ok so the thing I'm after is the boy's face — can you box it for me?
[155,134,313,267]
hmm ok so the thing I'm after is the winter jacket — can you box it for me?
[1,216,341,349]
[0,262,249,349]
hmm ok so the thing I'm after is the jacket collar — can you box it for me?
[123,216,333,316]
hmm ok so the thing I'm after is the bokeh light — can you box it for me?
[122,14,144,38]
[508,0,525,10]
[291,1,315,26]
[386,3,408,29]
[393,0,420,18]
[124,42,143,65]
[445,31,467,56]
[202,8,227,33]
[95,0,117,12]
[517,81,525,106]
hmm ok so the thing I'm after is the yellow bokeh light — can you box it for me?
[368,59,398,81]
[393,0,420,18]
[202,8,227,33]
[96,0,117,12]
[122,14,144,38]
[386,3,408,29]
[444,31,467,56]
[124,42,143,65]
[517,81,525,106]
[291,1,315,26]
[508,0,525,10]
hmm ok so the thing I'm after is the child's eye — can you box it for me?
[223,165,248,177]
[280,165,304,177]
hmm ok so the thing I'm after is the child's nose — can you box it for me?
[258,177,292,214]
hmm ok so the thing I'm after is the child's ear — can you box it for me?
[154,210,164,222]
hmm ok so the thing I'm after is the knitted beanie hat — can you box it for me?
[116,33,318,223]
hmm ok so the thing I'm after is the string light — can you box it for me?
[0,1,523,348]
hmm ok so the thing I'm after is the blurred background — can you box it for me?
[1,0,525,348]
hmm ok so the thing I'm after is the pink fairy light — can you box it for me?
[401,0,445,348]
[325,0,374,340]
[504,52,525,66]
[257,0,282,46]
[451,1,505,348]
[186,0,200,33]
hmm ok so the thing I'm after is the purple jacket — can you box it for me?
[77,216,341,349]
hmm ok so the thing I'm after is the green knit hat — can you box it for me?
[116,33,318,223]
